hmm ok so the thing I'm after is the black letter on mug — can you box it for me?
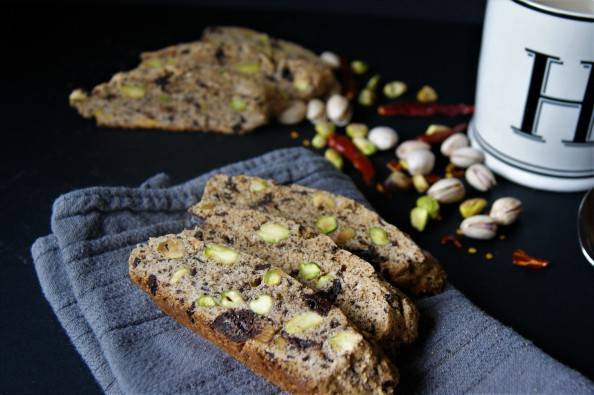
[515,50,593,145]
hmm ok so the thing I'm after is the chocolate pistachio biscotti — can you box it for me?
[199,175,446,295]
[191,203,419,345]
[129,231,398,394]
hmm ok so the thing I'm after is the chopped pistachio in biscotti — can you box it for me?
[190,203,419,345]
[69,62,272,134]
[129,231,398,394]
[198,174,446,295]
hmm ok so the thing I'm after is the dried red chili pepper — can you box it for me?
[378,102,474,117]
[339,57,357,100]
[328,134,375,185]
[417,123,468,145]
[445,163,465,178]
[425,174,441,185]
[512,249,549,269]
[441,234,462,249]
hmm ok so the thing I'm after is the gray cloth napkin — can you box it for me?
[32,147,593,394]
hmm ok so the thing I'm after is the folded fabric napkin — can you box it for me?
[32,147,593,394]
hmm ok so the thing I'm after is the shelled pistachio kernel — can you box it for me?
[316,274,335,290]
[69,89,87,103]
[324,148,343,170]
[230,97,248,112]
[312,192,335,209]
[257,223,290,243]
[262,268,283,286]
[358,88,376,106]
[468,247,477,254]
[346,123,369,138]
[459,198,488,218]
[311,134,327,149]
[204,244,239,265]
[294,79,311,93]
[250,178,269,192]
[353,137,378,156]
[196,294,217,307]
[315,121,336,138]
[315,215,338,234]
[412,174,429,193]
[369,227,390,246]
[235,62,260,74]
[144,58,162,68]
[285,312,324,334]
[336,227,356,244]
[351,60,368,74]
[416,85,438,103]
[249,295,273,315]
[425,124,450,135]
[366,74,381,90]
[170,267,190,284]
[385,171,412,190]
[417,195,440,219]
[329,331,362,354]
[383,81,407,99]
[410,207,429,231]
[119,84,145,99]
[156,238,185,259]
[220,290,244,308]
[299,262,321,281]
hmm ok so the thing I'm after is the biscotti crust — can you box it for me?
[199,174,446,294]
[129,232,398,394]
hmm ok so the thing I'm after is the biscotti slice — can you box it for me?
[199,174,446,294]
[200,26,338,100]
[191,203,418,345]
[69,62,272,134]
[129,231,398,394]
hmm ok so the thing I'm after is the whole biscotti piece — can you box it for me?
[69,62,272,134]
[190,203,418,345]
[198,174,446,295]
[129,231,398,394]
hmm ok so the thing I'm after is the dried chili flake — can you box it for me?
[386,160,402,172]
[302,139,311,147]
[485,253,494,260]
[512,249,549,269]
[290,130,299,139]
[416,123,468,145]
[445,163,465,178]
[378,103,474,117]
[425,174,441,185]
[327,134,375,185]
[441,234,462,249]
[339,57,357,100]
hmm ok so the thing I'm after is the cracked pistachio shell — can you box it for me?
[427,178,466,204]
[440,133,470,157]
[396,140,431,160]
[465,164,496,192]
[489,197,523,225]
[460,215,498,240]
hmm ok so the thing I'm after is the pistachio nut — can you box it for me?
[440,133,470,157]
[459,198,488,218]
[395,140,431,160]
[412,174,430,193]
[489,197,523,225]
[320,51,340,69]
[368,126,399,151]
[257,223,290,243]
[170,267,190,284]
[353,137,378,156]
[416,85,438,103]
[384,171,412,190]
[220,290,244,308]
[326,94,351,126]
[465,163,496,192]
[460,215,498,240]
[306,98,326,124]
[369,227,390,246]
[405,149,435,176]
[450,147,485,168]
[334,107,353,127]
[324,148,343,170]
[346,123,368,138]
[262,268,283,286]
[427,178,466,204]
[383,81,407,99]
[328,331,362,354]
[285,312,323,334]
[311,134,327,149]
[425,124,450,135]
[204,244,239,265]
[315,121,336,137]
[299,262,321,280]
[410,207,429,231]
[277,100,307,125]
[358,88,376,106]
[417,195,440,219]
[351,60,368,74]
[249,295,273,315]
[335,227,356,244]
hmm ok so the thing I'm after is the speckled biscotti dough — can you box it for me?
[190,203,418,345]
[129,231,398,394]
[69,62,272,134]
[199,175,446,295]
[200,26,338,101]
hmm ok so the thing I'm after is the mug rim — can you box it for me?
[513,0,594,21]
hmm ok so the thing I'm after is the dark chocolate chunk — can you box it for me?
[320,279,342,303]
[148,274,158,296]
[215,46,225,63]
[132,257,141,268]
[282,333,320,349]
[255,263,271,271]
[190,268,197,277]
[249,192,273,209]
[154,74,171,91]
[281,67,293,81]
[350,246,383,267]
[186,302,195,323]
[302,293,332,316]
[212,309,260,343]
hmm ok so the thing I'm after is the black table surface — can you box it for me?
[2,5,593,393]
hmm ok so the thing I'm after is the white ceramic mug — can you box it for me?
[469,0,594,192]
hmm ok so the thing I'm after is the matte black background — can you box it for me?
[1,3,593,394]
